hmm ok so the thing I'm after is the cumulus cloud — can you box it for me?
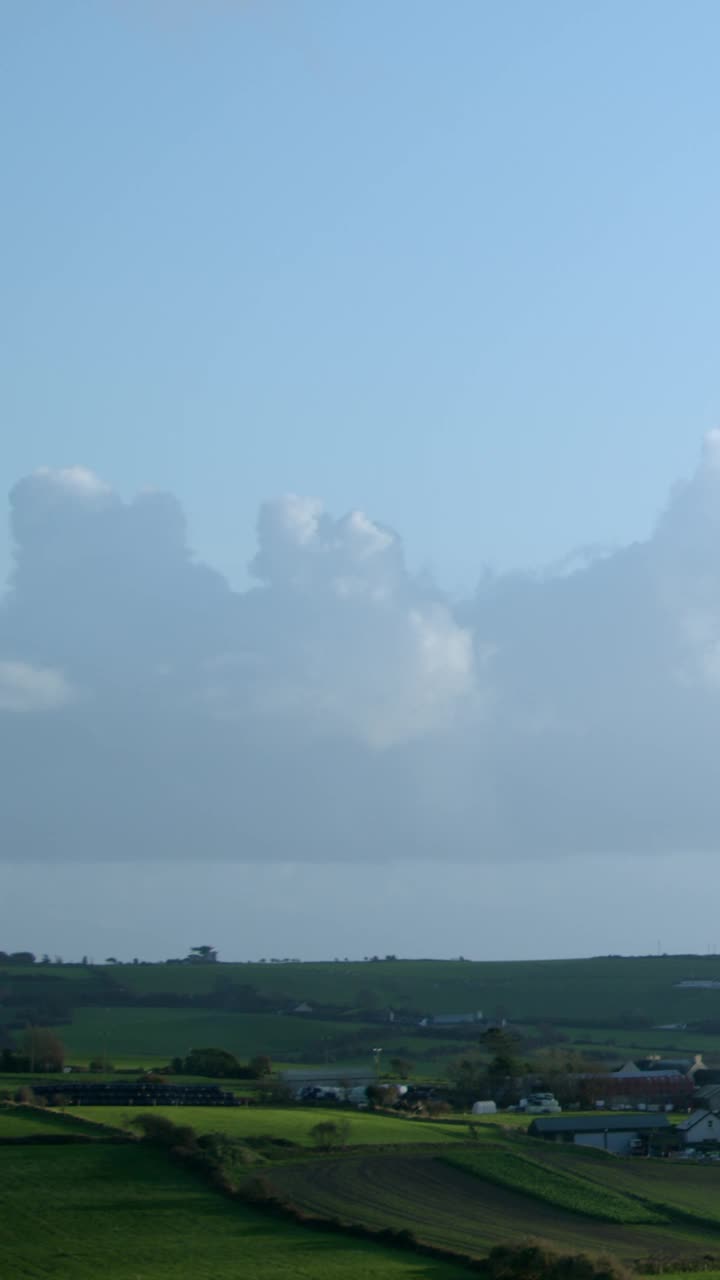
[3,442,720,864]
[241,496,478,747]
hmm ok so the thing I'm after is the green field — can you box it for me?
[48,1006,398,1064]
[532,1139,720,1225]
[0,1142,474,1280]
[24,954,720,1023]
[0,1104,101,1138]
[4,957,717,1024]
[442,1147,664,1223]
[8,954,720,1078]
[71,1104,465,1146]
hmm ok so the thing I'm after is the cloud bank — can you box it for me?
[2,439,720,864]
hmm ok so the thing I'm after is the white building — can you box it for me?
[678,1110,720,1146]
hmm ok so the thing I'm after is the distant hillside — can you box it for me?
[5,954,720,1027]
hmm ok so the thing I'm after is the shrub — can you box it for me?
[309,1119,351,1149]
[484,1242,632,1280]
[426,1099,452,1117]
[132,1113,197,1152]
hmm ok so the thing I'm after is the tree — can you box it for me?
[446,1055,489,1106]
[425,1099,452,1117]
[365,1083,390,1108]
[23,1027,64,1072]
[188,945,218,964]
[133,1113,198,1151]
[310,1119,351,1149]
[181,1047,240,1077]
[480,1027,519,1057]
[390,1057,413,1080]
[533,1048,608,1106]
[249,1054,272,1078]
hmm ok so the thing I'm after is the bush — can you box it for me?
[309,1119,351,1149]
[484,1242,631,1280]
[132,1113,197,1152]
[425,1099,452,1117]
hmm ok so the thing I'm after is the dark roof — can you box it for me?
[530,1114,671,1135]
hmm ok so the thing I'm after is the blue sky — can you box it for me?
[5,2,720,960]
[3,0,719,592]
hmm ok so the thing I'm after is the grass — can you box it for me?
[22,954,720,1024]
[71,1104,466,1146]
[45,1006,446,1067]
[0,1104,101,1138]
[7,954,720,1046]
[442,1147,664,1223]
[0,1141,474,1279]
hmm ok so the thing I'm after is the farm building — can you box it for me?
[677,1109,720,1146]
[281,1066,376,1095]
[574,1068,693,1109]
[418,1012,484,1027]
[634,1054,706,1078]
[529,1114,671,1155]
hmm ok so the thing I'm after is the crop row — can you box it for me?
[442,1148,665,1224]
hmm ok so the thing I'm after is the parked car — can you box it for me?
[522,1092,562,1115]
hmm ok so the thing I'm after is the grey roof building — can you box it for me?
[529,1113,671,1155]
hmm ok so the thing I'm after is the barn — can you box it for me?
[529,1113,671,1155]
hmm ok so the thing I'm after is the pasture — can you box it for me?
[0,1104,101,1138]
[71,1104,466,1146]
[48,1006,392,1064]
[0,1142,474,1280]
[33,954,720,1024]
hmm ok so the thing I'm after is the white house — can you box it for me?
[678,1110,720,1146]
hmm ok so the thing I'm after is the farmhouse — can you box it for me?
[529,1114,671,1156]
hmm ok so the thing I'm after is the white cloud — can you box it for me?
[33,466,112,499]
[0,661,75,713]
[3,444,720,864]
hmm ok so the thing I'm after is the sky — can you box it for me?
[3,1,720,961]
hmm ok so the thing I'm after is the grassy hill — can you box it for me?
[7,953,720,1026]
[0,1104,104,1138]
[45,1006,399,1064]
[72,1104,466,1146]
[0,1141,475,1280]
[6,951,720,1075]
